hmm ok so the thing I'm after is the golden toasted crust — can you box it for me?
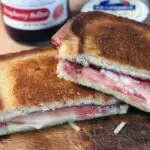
[0,46,55,62]
[52,11,150,71]
[0,46,112,109]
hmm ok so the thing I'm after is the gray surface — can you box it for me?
[145,15,150,24]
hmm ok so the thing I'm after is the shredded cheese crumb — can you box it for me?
[40,105,49,111]
[0,115,4,121]
[114,121,127,135]
[69,122,80,132]
[7,126,12,132]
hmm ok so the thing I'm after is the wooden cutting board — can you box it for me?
[0,113,150,150]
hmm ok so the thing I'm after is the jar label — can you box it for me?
[1,0,68,30]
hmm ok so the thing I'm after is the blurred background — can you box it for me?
[0,0,150,51]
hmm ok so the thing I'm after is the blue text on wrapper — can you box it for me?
[93,0,136,11]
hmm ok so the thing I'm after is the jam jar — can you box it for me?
[1,0,69,44]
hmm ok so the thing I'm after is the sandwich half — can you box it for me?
[0,46,128,136]
[52,11,150,112]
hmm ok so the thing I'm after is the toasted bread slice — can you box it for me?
[54,12,150,112]
[52,11,150,80]
[0,46,128,136]
[57,60,150,112]
[0,46,121,109]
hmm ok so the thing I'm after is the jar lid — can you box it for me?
[81,0,150,22]
[1,0,53,7]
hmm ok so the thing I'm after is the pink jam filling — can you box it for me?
[0,123,6,128]
[9,106,109,125]
[52,37,64,49]
[63,61,150,104]
[0,105,119,127]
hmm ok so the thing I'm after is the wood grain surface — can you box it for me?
[0,112,150,150]
[0,14,36,55]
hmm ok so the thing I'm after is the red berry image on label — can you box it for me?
[53,4,63,20]
[123,1,130,6]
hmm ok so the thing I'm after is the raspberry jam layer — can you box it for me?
[0,104,122,127]
[63,61,150,107]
